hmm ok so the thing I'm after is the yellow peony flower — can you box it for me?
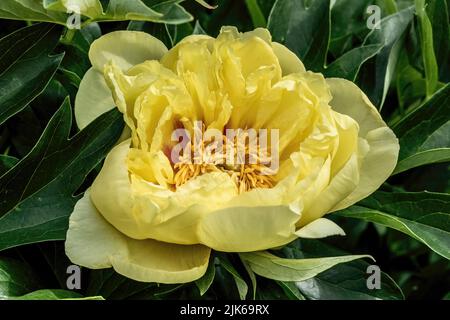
[65,27,399,284]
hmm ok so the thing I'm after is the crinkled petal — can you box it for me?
[65,191,210,284]
[326,78,399,210]
[89,31,168,71]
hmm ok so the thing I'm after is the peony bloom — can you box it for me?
[65,27,399,283]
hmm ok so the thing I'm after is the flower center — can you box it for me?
[172,124,277,193]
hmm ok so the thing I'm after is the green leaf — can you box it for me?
[240,257,257,300]
[392,84,450,174]
[276,281,305,300]
[195,257,215,296]
[43,0,103,19]
[337,191,450,260]
[268,0,331,71]
[415,0,439,98]
[239,251,372,282]
[329,0,372,57]
[127,20,173,48]
[194,0,217,9]
[0,23,64,125]
[324,44,382,81]
[86,269,156,299]
[216,255,248,300]
[0,257,41,298]
[426,0,450,82]
[0,98,124,251]
[192,20,207,35]
[0,155,18,176]
[357,6,415,108]
[288,240,404,300]
[103,0,193,24]
[7,289,103,300]
[396,58,426,110]
[0,0,67,24]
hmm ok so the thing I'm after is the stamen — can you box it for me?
[172,126,276,193]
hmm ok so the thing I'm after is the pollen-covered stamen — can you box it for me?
[172,126,276,193]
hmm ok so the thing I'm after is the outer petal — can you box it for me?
[299,152,360,226]
[272,42,306,75]
[326,78,399,210]
[75,68,115,130]
[197,204,300,252]
[90,139,147,239]
[295,218,345,238]
[89,31,168,71]
[65,191,211,284]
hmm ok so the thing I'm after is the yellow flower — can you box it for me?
[65,27,399,283]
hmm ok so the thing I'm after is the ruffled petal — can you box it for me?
[326,78,399,210]
[65,191,210,284]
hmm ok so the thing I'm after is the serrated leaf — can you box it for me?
[392,84,450,174]
[268,0,330,71]
[0,23,64,125]
[337,191,450,260]
[239,251,371,282]
[0,98,124,251]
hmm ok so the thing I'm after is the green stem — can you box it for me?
[245,0,267,28]
[383,0,398,15]
[61,28,76,45]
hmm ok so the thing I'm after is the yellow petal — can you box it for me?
[300,152,360,226]
[89,31,168,72]
[161,35,214,72]
[197,204,300,252]
[272,42,306,75]
[326,78,399,210]
[295,218,345,238]
[90,139,148,239]
[65,191,210,284]
[74,68,115,129]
